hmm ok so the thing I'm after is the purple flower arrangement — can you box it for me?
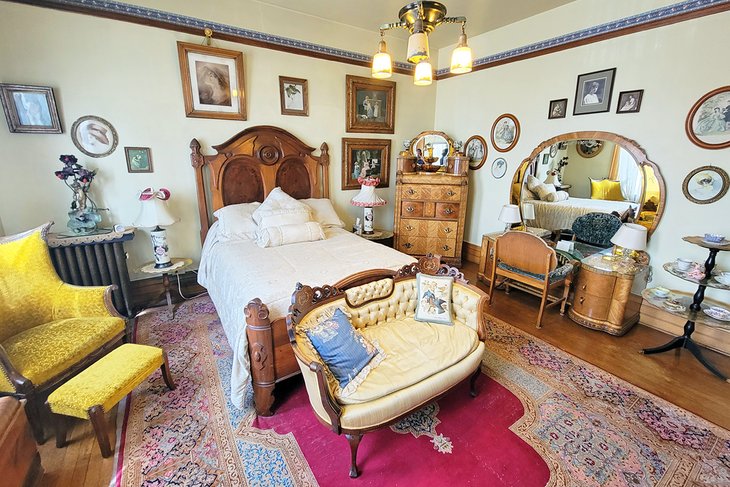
[55,154,96,187]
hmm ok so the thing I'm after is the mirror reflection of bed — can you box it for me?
[511,132,665,248]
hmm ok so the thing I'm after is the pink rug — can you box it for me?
[254,377,550,486]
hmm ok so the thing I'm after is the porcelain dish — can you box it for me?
[649,287,670,298]
[703,233,726,244]
[662,299,686,312]
[703,306,730,322]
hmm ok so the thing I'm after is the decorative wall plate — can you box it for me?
[682,165,729,205]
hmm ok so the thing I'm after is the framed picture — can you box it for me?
[573,68,616,115]
[616,89,644,114]
[685,86,730,150]
[491,158,507,179]
[465,135,487,170]
[541,154,550,165]
[491,113,520,152]
[682,166,729,204]
[0,83,62,134]
[576,139,604,158]
[279,76,308,116]
[345,75,395,134]
[176,41,246,121]
[549,144,558,158]
[71,115,118,158]
[342,138,391,190]
[124,147,153,173]
[548,98,567,119]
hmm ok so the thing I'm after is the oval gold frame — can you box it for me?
[491,113,520,153]
[465,134,488,170]
[684,86,730,150]
[511,131,666,237]
[682,165,729,205]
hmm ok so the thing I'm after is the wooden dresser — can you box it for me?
[394,172,468,265]
[568,251,649,335]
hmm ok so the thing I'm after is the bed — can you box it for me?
[190,126,415,415]
[528,196,636,232]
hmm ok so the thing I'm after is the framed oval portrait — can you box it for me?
[71,115,118,158]
[685,86,730,150]
[491,113,520,152]
[491,157,507,179]
[465,135,487,170]
[682,166,729,204]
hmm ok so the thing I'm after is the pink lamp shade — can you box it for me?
[351,177,386,235]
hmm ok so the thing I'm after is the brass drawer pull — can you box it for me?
[579,297,584,304]
[444,207,454,215]
[406,225,414,231]
[406,206,415,213]
[581,284,587,290]
[444,227,452,233]
[442,245,450,251]
[446,190,456,197]
[404,242,413,249]
[407,188,416,195]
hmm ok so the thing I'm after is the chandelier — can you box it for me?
[372,1,472,86]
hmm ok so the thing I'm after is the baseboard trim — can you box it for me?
[463,242,481,265]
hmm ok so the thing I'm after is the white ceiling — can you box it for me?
[254,0,576,48]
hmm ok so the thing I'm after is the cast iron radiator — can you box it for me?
[46,228,135,318]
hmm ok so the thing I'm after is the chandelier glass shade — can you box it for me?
[372,1,472,85]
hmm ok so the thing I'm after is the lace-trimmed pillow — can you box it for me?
[414,273,454,325]
[252,187,312,228]
[254,221,324,248]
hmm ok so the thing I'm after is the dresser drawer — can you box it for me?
[396,235,427,255]
[572,293,610,320]
[426,237,457,257]
[399,219,427,236]
[400,184,462,201]
[431,220,458,238]
[435,202,460,220]
[433,186,462,201]
[400,201,424,218]
[575,269,616,298]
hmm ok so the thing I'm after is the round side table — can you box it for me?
[139,258,193,319]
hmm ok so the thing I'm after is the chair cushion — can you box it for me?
[0,317,124,393]
[497,261,574,283]
[337,318,478,405]
[305,309,377,388]
[414,273,454,325]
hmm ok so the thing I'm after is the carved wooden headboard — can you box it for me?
[190,125,330,243]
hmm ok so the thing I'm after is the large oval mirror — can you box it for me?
[511,131,665,238]
[409,130,454,161]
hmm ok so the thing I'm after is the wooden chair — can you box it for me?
[488,231,576,328]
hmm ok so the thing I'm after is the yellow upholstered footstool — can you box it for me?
[46,343,175,457]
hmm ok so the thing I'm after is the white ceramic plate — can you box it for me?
[703,306,730,321]
[663,300,686,312]
[703,238,729,245]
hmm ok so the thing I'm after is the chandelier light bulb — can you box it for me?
[372,38,393,79]
[414,59,433,86]
[450,32,473,74]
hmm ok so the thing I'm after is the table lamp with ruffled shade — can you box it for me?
[132,188,178,268]
[350,177,386,235]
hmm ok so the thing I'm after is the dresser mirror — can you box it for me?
[511,131,665,238]
[409,131,454,161]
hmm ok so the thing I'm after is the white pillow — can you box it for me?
[302,198,345,228]
[213,202,261,240]
[526,174,542,192]
[545,190,569,202]
[252,187,311,224]
[256,207,312,229]
[255,221,325,248]
[533,182,557,201]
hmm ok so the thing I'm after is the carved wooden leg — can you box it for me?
[245,299,276,416]
[160,351,177,390]
[345,433,362,478]
[88,405,113,458]
[24,394,46,444]
[559,282,570,315]
[469,366,481,397]
[54,413,67,448]
[536,286,549,329]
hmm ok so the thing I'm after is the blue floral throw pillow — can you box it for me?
[414,273,454,325]
[305,308,377,387]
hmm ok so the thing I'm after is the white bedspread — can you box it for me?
[198,223,415,408]
[530,197,636,231]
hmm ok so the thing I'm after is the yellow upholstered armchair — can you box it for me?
[0,223,125,441]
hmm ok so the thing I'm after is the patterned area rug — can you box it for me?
[113,297,730,486]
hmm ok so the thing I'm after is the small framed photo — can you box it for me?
[491,158,507,179]
[71,115,118,158]
[548,98,567,119]
[685,86,730,150]
[682,166,729,205]
[616,90,643,114]
[573,68,616,115]
[346,75,395,134]
[465,135,488,170]
[279,76,308,116]
[491,113,520,152]
[177,41,246,121]
[0,83,62,134]
[124,147,153,173]
[342,138,391,190]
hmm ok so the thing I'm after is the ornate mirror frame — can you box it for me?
[409,130,455,158]
[511,131,666,237]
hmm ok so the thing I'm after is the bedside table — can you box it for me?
[139,258,193,319]
[356,229,394,247]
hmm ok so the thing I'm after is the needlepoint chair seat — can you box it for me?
[0,223,125,442]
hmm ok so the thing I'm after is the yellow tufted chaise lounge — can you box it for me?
[287,255,488,478]
[0,223,126,442]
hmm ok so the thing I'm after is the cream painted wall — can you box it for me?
[561,142,615,198]
[0,2,435,279]
[435,8,730,293]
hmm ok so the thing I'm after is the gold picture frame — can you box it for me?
[342,138,391,190]
[0,83,62,134]
[279,76,308,116]
[176,41,246,121]
[346,75,395,134]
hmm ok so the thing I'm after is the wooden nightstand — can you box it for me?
[356,229,394,248]
[139,258,194,319]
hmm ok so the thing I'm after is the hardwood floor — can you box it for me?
[35,261,730,485]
